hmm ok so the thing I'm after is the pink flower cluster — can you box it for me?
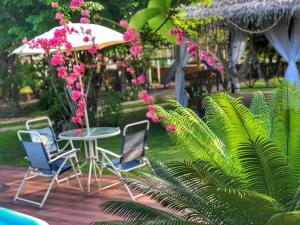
[70,0,85,9]
[138,90,154,105]
[166,124,176,132]
[146,105,159,123]
[199,50,224,73]
[131,74,145,85]
[123,25,143,57]
[169,28,183,45]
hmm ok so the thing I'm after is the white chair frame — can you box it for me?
[14,130,84,208]
[97,120,150,200]
[26,117,82,176]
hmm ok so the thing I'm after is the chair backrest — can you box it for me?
[18,131,52,172]
[26,117,58,154]
[120,120,150,164]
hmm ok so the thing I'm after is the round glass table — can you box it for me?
[59,127,120,192]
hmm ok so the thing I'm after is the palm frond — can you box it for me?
[237,136,294,204]
[266,211,300,225]
[268,87,300,180]
[155,104,237,177]
[166,160,244,191]
[250,91,270,132]
[99,201,178,221]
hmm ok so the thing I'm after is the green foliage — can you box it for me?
[128,0,176,43]
[97,87,300,224]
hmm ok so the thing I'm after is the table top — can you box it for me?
[58,127,120,141]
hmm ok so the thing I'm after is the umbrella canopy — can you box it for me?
[10,23,125,56]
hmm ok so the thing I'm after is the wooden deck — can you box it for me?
[0,165,155,225]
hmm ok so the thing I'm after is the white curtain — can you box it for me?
[265,17,300,88]
[229,27,248,91]
[175,44,190,106]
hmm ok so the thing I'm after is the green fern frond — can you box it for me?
[166,160,244,190]
[250,91,270,132]
[237,136,294,204]
[99,201,178,221]
[268,87,300,180]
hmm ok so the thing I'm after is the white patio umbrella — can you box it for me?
[10,23,125,56]
[10,23,125,132]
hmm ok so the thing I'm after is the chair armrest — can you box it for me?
[97,147,121,158]
[49,149,78,163]
[56,140,73,152]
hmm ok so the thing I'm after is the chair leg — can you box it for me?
[14,168,31,201]
[39,174,57,208]
[116,172,135,201]
[98,165,104,193]
[69,156,84,192]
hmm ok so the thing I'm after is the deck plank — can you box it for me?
[0,165,155,225]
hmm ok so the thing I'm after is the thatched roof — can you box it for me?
[184,0,300,32]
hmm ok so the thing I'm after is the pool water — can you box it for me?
[0,208,48,225]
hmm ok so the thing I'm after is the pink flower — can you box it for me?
[72,117,82,124]
[81,9,89,17]
[207,56,216,67]
[70,0,85,9]
[76,82,82,89]
[22,37,28,44]
[51,2,58,8]
[51,53,65,66]
[85,29,92,35]
[67,73,78,84]
[57,66,67,78]
[131,79,137,85]
[87,44,97,55]
[119,20,128,29]
[73,129,81,134]
[152,116,159,123]
[217,64,224,73]
[96,54,102,60]
[83,36,90,42]
[78,100,85,109]
[146,106,159,123]
[186,41,198,57]
[65,42,72,55]
[200,51,207,61]
[55,12,64,20]
[169,28,183,45]
[139,90,154,104]
[166,124,176,132]
[137,74,145,84]
[126,67,134,74]
[130,43,143,57]
[123,28,140,42]
[75,108,84,117]
[73,64,85,75]
[148,105,155,112]
[59,19,66,26]
[71,90,81,101]
[80,17,90,24]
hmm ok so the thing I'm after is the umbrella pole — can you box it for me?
[75,51,90,135]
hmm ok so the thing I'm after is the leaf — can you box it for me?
[99,200,177,221]
[148,0,170,13]
[148,15,176,45]
[129,7,163,31]
[237,137,294,204]
[266,211,300,225]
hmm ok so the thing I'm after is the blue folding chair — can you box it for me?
[14,130,83,208]
[26,117,82,175]
[97,120,150,200]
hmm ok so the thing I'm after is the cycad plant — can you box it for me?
[94,87,300,225]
